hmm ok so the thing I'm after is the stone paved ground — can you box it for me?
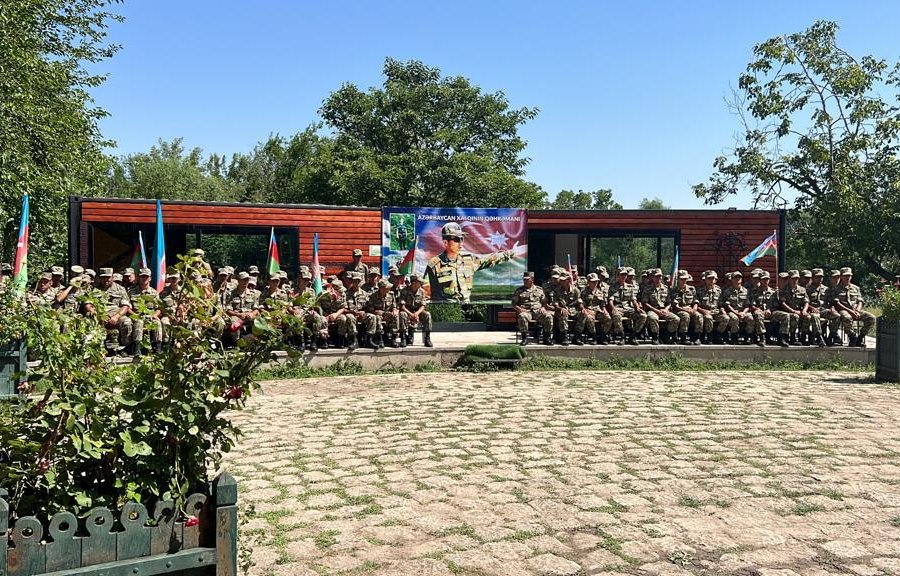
[224,371,900,576]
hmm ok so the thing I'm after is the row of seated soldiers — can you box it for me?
[512,264,875,347]
[23,254,433,355]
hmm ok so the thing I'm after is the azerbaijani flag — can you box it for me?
[398,236,416,275]
[740,230,777,266]
[669,245,680,288]
[129,230,148,270]
[12,194,29,294]
[311,232,322,294]
[153,200,166,292]
[266,227,281,278]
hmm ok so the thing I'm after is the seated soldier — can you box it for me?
[546,271,581,345]
[577,272,612,345]
[720,271,753,344]
[366,278,405,348]
[293,269,328,351]
[346,272,376,348]
[127,267,163,355]
[224,272,259,346]
[320,275,355,350]
[829,267,875,347]
[399,273,434,347]
[510,271,552,346]
[695,271,723,344]
[669,270,703,345]
[641,269,679,345]
[89,267,134,355]
[610,267,646,345]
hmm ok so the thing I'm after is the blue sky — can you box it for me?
[91,1,900,209]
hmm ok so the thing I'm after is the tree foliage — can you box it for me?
[546,188,622,210]
[0,0,122,271]
[694,20,900,278]
[638,197,669,210]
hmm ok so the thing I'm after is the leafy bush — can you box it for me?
[0,254,285,519]
[430,303,487,323]
[881,286,900,321]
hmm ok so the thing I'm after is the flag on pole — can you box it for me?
[398,236,417,275]
[153,200,167,292]
[311,233,322,295]
[266,227,281,278]
[740,230,777,266]
[12,194,29,294]
[567,253,574,278]
[616,255,622,269]
[669,245,680,288]
[129,230,148,270]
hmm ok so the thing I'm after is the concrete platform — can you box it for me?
[272,330,875,370]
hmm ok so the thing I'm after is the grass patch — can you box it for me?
[516,353,873,373]
[438,524,483,542]
[445,559,464,574]
[678,495,704,508]
[354,503,383,519]
[256,358,441,380]
[314,529,340,549]
[788,501,826,516]
[504,530,542,542]
[890,516,900,527]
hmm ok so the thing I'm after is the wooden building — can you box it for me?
[70,197,784,282]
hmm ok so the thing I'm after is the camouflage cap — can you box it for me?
[801,269,812,278]
[811,268,824,276]
[326,274,338,283]
[840,267,853,276]
[139,267,152,276]
[830,269,841,277]
[368,266,381,276]
[685,273,694,282]
[731,270,742,278]
[278,271,288,280]
[551,272,562,279]
[248,265,260,274]
[300,270,312,279]
[84,269,96,277]
[99,267,113,277]
[377,278,392,289]
[123,267,135,276]
[778,271,789,278]
[678,269,690,279]
[112,273,123,282]
[248,277,258,286]
[351,272,364,282]
[236,271,250,280]
[191,248,205,257]
[788,269,800,278]
[352,248,363,256]
[224,266,235,275]
[652,269,663,276]
[596,266,609,278]
[388,265,400,275]
[217,267,228,276]
[40,271,53,280]
[51,266,64,276]
[70,265,85,275]
[761,271,771,279]
[586,272,599,282]
[750,269,762,278]
[299,265,310,272]
[409,273,422,283]
[523,271,535,278]
[616,267,627,275]
[559,271,572,281]
[441,222,468,239]
[166,271,180,280]
[705,270,718,279]
[625,267,636,276]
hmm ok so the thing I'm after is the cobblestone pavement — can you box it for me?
[225,371,900,576]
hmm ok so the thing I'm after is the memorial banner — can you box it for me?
[382,207,527,303]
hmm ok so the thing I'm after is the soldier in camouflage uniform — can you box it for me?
[803,268,827,346]
[747,270,777,346]
[772,270,808,347]
[344,249,369,277]
[363,267,381,294]
[49,266,64,297]
[829,267,875,347]
[546,271,581,345]
[320,276,355,350]
[128,268,163,355]
[346,272,378,348]
[610,268,646,345]
[641,269,679,345]
[577,272,612,345]
[224,271,259,346]
[720,271,753,344]
[571,265,587,293]
[511,271,553,345]
[293,269,328,351]
[425,222,515,303]
[695,271,723,344]
[93,268,134,354]
[366,278,405,348]
[399,273,433,347]
[669,270,702,345]
[29,272,57,307]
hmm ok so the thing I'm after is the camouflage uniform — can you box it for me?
[548,282,581,343]
[320,285,353,340]
[224,286,259,344]
[578,282,612,340]
[720,285,753,335]
[345,286,376,339]
[511,282,552,335]
[366,283,406,345]
[425,249,513,303]
[128,284,162,351]
[669,283,702,337]
[610,279,647,339]
[641,282,679,338]
[97,279,133,350]
[773,284,808,339]
[803,281,827,341]
[748,284,776,337]
[399,285,433,333]
[695,282,723,335]
[830,280,876,342]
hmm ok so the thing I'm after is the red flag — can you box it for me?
[267,228,281,278]
[398,237,416,275]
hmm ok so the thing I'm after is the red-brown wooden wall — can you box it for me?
[528,210,783,279]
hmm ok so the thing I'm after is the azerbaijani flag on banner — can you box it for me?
[669,245,680,288]
[129,230,148,270]
[398,236,416,275]
[266,227,281,278]
[12,194,29,294]
[312,232,322,294]
[740,230,777,266]
[153,200,166,292]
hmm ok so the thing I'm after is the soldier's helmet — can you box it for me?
[441,222,468,240]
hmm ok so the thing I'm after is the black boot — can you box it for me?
[596,331,606,345]
[423,331,433,347]
[131,341,142,357]
[407,328,415,345]
[816,335,826,347]
[309,335,318,352]
[848,334,857,347]
[372,333,383,350]
[572,332,583,345]
[399,332,407,348]
[543,332,554,346]
[650,333,659,345]
[318,336,328,350]
[777,334,789,348]
[560,332,570,346]
[347,335,359,351]
[519,331,529,346]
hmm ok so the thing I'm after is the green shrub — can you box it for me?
[430,303,487,323]
[881,286,900,321]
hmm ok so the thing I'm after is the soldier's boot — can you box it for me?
[650,332,659,345]
[407,328,415,345]
[399,331,407,348]
[542,331,554,346]
[756,333,765,347]
[318,335,329,350]
[571,331,583,346]
[373,333,384,350]
[788,334,797,346]
[559,331,570,346]
[309,334,318,352]
[131,340,143,358]
[692,332,701,346]
[151,341,162,354]
[816,335,826,347]
[423,331,433,348]
[678,333,687,345]
[519,331,529,346]
[626,333,638,345]
[777,334,789,348]
[848,334,857,347]
[596,331,606,345]
[855,335,867,347]
[347,335,359,351]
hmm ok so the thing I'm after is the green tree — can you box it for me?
[105,138,240,201]
[547,188,622,210]
[638,197,669,210]
[0,0,122,272]
[693,20,900,279]
[318,58,547,208]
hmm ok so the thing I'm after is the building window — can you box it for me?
[585,234,677,275]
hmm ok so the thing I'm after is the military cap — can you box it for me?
[840,267,853,276]
[190,248,205,257]
[705,270,718,279]
[388,265,400,275]
[139,267,152,276]
[685,273,694,282]
[615,267,626,275]
[217,267,228,276]
[626,267,636,275]
[299,269,311,279]
[70,265,85,275]
[224,266,235,275]
[652,269,663,276]
[123,267,135,276]
[85,269,97,278]
[640,270,649,277]
[788,269,800,278]
[326,274,338,282]
[40,271,53,281]
[367,266,380,276]
[0,263,11,272]
[351,272,364,282]
[559,271,571,280]
[51,266,64,276]
[811,268,824,276]
[278,271,288,280]
[761,271,771,279]
[166,271,180,280]
[750,269,762,278]
[596,266,609,278]
[236,271,250,280]
[724,272,733,280]
[678,269,690,279]
[732,270,743,278]
[551,272,562,279]
[377,278,392,289]
[248,265,260,275]
[523,271,535,278]
[586,272,600,282]
[352,248,363,256]
[441,222,467,239]
[112,273,123,282]
[409,273,423,283]
[830,269,840,277]
[801,269,812,278]
[552,265,564,273]
[98,267,113,277]
[248,277,258,286]
[778,271,789,278]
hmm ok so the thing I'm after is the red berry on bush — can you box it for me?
[222,386,243,400]
[36,458,50,475]
[185,516,199,527]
